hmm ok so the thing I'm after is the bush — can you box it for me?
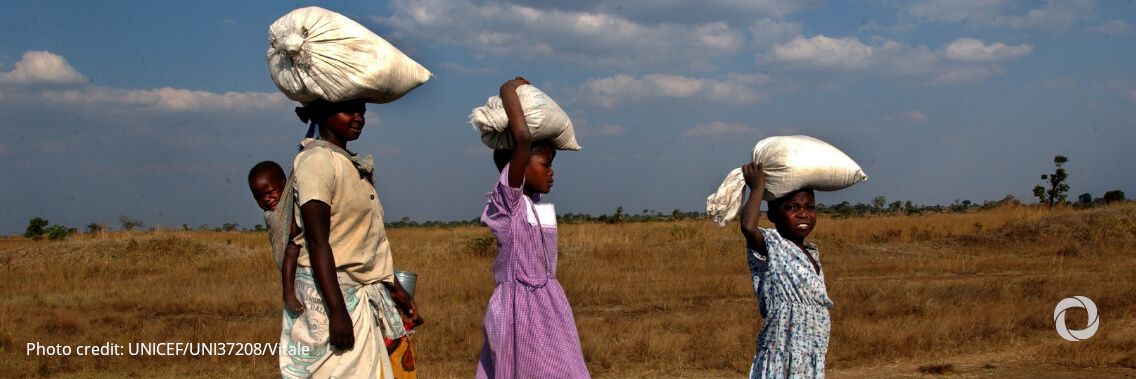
[46,224,76,241]
[24,217,49,239]
[119,215,144,231]
[1103,190,1126,203]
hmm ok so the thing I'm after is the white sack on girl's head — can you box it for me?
[267,6,431,105]
[707,135,867,226]
[470,84,582,151]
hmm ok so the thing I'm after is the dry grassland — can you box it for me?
[2,203,1135,378]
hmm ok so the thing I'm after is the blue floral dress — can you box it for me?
[747,228,833,378]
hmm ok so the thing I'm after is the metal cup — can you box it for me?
[394,270,418,298]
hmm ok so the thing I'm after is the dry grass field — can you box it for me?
[2,203,1135,378]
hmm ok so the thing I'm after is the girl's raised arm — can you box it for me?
[501,77,532,188]
[740,162,767,254]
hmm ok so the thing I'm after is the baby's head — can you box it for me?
[248,161,287,211]
[767,188,817,241]
[493,140,556,194]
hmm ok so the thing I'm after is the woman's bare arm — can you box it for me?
[300,200,354,350]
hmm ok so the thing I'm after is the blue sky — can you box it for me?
[0,0,1133,234]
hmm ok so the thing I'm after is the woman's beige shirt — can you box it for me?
[291,147,393,285]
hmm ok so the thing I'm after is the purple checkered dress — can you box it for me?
[476,164,590,379]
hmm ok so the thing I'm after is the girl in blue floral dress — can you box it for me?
[738,162,833,378]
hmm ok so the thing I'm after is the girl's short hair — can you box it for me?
[493,140,556,172]
[295,99,366,124]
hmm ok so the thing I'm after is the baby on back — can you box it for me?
[248,161,303,313]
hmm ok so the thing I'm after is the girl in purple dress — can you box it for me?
[476,77,590,379]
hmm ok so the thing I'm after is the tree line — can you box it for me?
[17,155,1128,239]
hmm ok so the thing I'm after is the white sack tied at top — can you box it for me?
[470,84,582,151]
[267,6,431,105]
[706,135,867,226]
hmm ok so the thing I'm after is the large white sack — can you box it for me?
[267,6,431,105]
[707,135,867,226]
[470,84,582,151]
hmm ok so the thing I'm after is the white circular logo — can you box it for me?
[1054,296,1099,341]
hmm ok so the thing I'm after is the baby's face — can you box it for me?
[250,175,284,211]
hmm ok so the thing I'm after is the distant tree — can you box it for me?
[1077,193,1093,205]
[221,223,239,232]
[887,201,902,214]
[904,200,919,215]
[1103,190,1126,203]
[86,222,104,233]
[612,206,624,224]
[962,200,971,207]
[871,196,886,214]
[46,224,76,241]
[182,224,190,231]
[119,215,144,231]
[1032,155,1070,208]
[24,217,49,239]
[253,224,266,232]
[672,209,683,220]
[950,199,968,213]
[198,224,210,231]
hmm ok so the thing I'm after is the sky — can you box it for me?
[0,0,1133,234]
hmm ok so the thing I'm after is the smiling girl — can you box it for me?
[739,161,833,378]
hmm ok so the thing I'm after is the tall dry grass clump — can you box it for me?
[2,203,1134,377]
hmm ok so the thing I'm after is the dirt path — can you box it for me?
[829,349,1136,379]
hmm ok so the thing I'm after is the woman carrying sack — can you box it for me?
[278,99,423,379]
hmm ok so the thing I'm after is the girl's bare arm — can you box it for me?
[740,162,767,254]
[501,77,532,188]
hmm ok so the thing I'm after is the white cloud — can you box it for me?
[1004,0,1088,29]
[764,35,874,70]
[579,74,762,108]
[885,110,928,123]
[0,50,290,113]
[595,124,626,136]
[748,18,803,47]
[436,62,496,76]
[930,66,1005,85]
[906,0,1011,24]
[943,38,1032,62]
[683,121,757,137]
[761,36,1029,85]
[377,0,748,71]
[904,0,1094,30]
[1031,77,1079,89]
[1093,20,1131,35]
[36,87,290,112]
[0,51,87,86]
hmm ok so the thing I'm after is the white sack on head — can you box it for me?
[707,135,867,226]
[470,84,582,151]
[267,6,431,105]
